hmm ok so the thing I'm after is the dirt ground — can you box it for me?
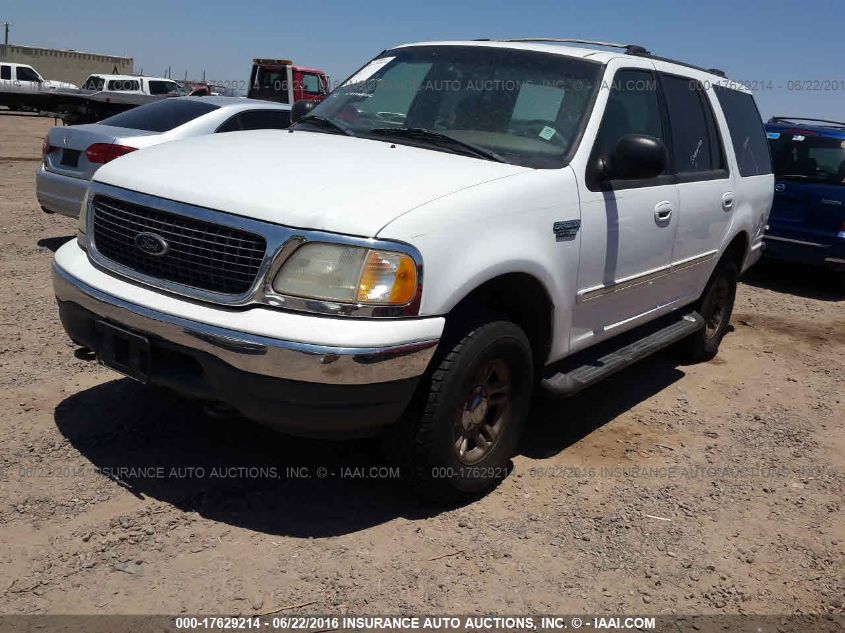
[0,112,843,618]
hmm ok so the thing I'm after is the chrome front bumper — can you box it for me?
[53,264,439,386]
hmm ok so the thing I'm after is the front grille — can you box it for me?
[91,196,267,295]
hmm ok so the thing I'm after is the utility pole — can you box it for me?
[4,22,10,46]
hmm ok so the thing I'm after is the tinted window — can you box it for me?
[594,69,665,162]
[99,99,219,132]
[714,86,772,177]
[16,66,41,82]
[1,66,10,80]
[217,109,291,132]
[83,76,105,90]
[769,133,845,185]
[107,79,140,91]
[661,75,719,173]
[148,80,181,95]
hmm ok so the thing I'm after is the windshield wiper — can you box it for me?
[369,127,507,163]
[295,115,355,136]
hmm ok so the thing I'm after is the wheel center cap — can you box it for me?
[463,386,488,429]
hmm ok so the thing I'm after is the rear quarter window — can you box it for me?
[107,79,140,91]
[1,65,10,80]
[99,99,219,132]
[714,86,772,177]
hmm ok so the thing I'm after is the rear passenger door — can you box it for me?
[570,63,680,350]
[655,70,733,303]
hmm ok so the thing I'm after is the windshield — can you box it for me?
[769,131,845,185]
[304,45,601,168]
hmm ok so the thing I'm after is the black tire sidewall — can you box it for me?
[695,261,738,358]
[425,322,533,496]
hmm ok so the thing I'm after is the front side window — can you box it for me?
[592,69,665,162]
[148,80,181,95]
[303,45,602,168]
[83,76,105,90]
[769,132,845,185]
[714,86,771,177]
[16,66,41,82]
[301,74,324,96]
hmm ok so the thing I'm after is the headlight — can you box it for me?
[272,242,418,306]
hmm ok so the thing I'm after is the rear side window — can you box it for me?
[661,75,724,173]
[1,66,10,80]
[99,99,219,132]
[107,79,140,91]
[714,86,772,176]
[217,109,291,132]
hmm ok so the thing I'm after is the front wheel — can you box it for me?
[679,260,738,361]
[391,320,534,503]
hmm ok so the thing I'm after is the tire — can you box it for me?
[390,320,534,503]
[679,259,738,362]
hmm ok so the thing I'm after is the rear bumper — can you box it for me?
[36,165,88,218]
[763,234,845,272]
[53,242,444,436]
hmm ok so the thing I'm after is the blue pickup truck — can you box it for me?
[764,118,845,283]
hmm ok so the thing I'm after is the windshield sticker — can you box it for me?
[792,135,805,142]
[767,132,781,139]
[539,126,557,141]
[343,57,395,86]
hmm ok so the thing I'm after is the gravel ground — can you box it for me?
[1,112,843,618]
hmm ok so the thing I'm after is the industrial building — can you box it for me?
[0,43,133,86]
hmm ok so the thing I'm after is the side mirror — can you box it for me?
[602,134,667,181]
[291,99,318,123]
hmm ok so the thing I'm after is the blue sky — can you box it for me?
[4,0,844,120]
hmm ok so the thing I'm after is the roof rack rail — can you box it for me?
[769,116,845,128]
[498,38,650,56]
[486,38,728,78]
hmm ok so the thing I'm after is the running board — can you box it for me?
[541,312,704,397]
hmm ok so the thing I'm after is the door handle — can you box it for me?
[654,201,673,224]
[722,192,735,211]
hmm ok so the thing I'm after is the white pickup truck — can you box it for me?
[52,39,773,501]
[0,62,78,110]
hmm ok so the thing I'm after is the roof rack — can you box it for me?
[769,117,845,128]
[482,38,727,77]
[497,38,650,56]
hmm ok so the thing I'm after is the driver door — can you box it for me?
[569,62,679,351]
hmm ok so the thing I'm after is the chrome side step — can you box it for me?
[541,312,704,397]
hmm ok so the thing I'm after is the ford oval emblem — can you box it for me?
[134,232,169,257]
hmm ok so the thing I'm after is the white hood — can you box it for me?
[92,129,525,237]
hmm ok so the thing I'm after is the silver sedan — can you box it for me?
[37,96,291,217]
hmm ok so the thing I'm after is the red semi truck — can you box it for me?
[247,59,329,104]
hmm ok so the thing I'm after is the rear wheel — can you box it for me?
[679,260,738,361]
[391,320,533,503]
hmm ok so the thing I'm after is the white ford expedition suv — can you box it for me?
[53,39,773,500]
